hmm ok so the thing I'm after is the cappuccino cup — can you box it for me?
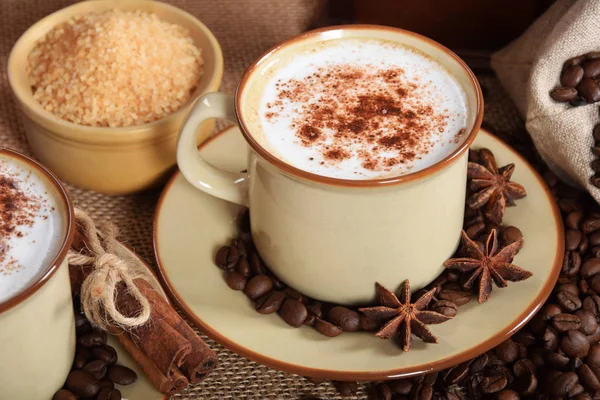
[177,25,483,304]
[0,148,75,399]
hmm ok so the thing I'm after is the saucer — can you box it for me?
[153,126,563,381]
[108,243,167,400]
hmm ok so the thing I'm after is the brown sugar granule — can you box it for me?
[27,9,204,127]
[266,64,454,173]
[0,163,46,273]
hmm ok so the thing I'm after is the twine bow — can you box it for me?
[68,208,156,331]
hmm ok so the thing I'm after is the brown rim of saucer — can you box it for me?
[0,148,75,314]
[234,24,485,188]
[152,127,564,381]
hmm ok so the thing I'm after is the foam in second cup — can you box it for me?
[0,155,66,303]
[258,38,469,180]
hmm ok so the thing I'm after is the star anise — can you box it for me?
[358,280,452,351]
[467,148,527,225]
[444,229,531,304]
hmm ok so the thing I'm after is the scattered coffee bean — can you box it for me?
[236,258,251,277]
[279,298,308,327]
[255,291,286,314]
[552,313,581,332]
[106,365,137,386]
[466,222,485,239]
[269,274,286,290]
[98,380,114,390]
[225,271,247,291]
[578,78,600,103]
[314,318,343,337]
[481,375,508,394]
[249,252,268,275]
[83,360,107,380]
[557,290,582,312]
[495,339,518,364]
[244,275,273,300]
[91,345,118,366]
[550,87,578,102]
[539,303,562,320]
[65,370,101,398]
[359,314,380,332]
[430,300,458,317]
[583,59,600,78]
[303,313,316,326]
[73,348,90,369]
[443,363,470,385]
[562,65,585,87]
[328,307,361,332]
[438,290,471,306]
[78,332,108,348]
[306,301,323,318]
[283,287,308,304]
[75,312,91,334]
[501,226,523,245]
[215,246,236,270]
[52,389,77,400]
[561,330,590,358]
[96,388,114,400]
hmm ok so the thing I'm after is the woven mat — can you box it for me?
[0,1,526,399]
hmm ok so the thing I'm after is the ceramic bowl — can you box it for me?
[7,0,223,195]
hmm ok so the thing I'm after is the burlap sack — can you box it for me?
[491,0,600,201]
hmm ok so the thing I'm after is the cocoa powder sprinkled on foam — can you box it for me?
[265,64,459,174]
[0,162,48,274]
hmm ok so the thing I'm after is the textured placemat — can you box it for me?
[0,1,525,399]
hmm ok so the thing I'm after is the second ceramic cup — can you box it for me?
[177,25,483,305]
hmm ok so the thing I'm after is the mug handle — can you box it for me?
[176,92,249,206]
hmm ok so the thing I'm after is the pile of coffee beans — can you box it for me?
[550,53,600,105]
[52,303,137,400]
[550,53,600,189]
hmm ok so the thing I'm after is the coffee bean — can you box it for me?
[469,353,489,374]
[236,258,251,277]
[53,389,77,400]
[591,275,600,293]
[332,381,357,397]
[279,298,308,327]
[559,198,584,213]
[328,307,360,332]
[588,325,600,344]
[412,384,433,400]
[575,310,599,335]
[565,55,587,69]
[514,371,537,395]
[540,303,562,320]
[552,372,579,396]
[215,246,236,270]
[369,383,392,400]
[255,291,286,314]
[553,313,581,332]
[528,315,547,336]
[303,313,316,326]
[230,238,246,259]
[270,274,286,290]
[562,250,582,277]
[495,390,520,400]
[530,348,546,368]
[388,379,412,395]
[65,370,101,398]
[562,65,585,87]
[578,78,600,103]
[582,259,600,280]
[306,301,323,318]
[438,290,471,306]
[573,394,593,400]
[466,222,486,239]
[224,271,247,291]
[561,330,590,358]
[583,59,600,79]
[594,124,600,143]
[283,288,308,304]
[569,383,586,397]
[96,388,113,400]
[543,327,559,351]
[244,275,273,300]
[547,352,571,369]
[75,312,91,334]
[583,216,600,234]
[501,226,523,245]
[359,314,380,331]
[557,281,580,296]
[83,360,107,380]
[581,235,590,253]
[578,363,600,391]
[78,332,108,348]
[583,295,600,318]
[314,318,343,337]
[249,252,268,275]
[106,365,137,385]
[495,339,518,364]
[588,344,600,366]
[98,380,114,390]
[73,348,90,369]
[551,87,578,102]
[430,300,458,317]
[567,229,583,250]
[443,363,470,385]
[557,290,582,312]
[91,345,118,366]
[481,375,508,394]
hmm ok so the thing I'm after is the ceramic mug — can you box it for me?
[0,149,75,399]
[177,25,483,305]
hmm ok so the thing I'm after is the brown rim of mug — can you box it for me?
[234,24,484,188]
[0,148,75,314]
[152,127,564,381]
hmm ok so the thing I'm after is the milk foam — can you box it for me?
[259,39,469,179]
[0,156,66,304]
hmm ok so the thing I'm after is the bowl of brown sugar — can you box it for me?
[8,0,223,194]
